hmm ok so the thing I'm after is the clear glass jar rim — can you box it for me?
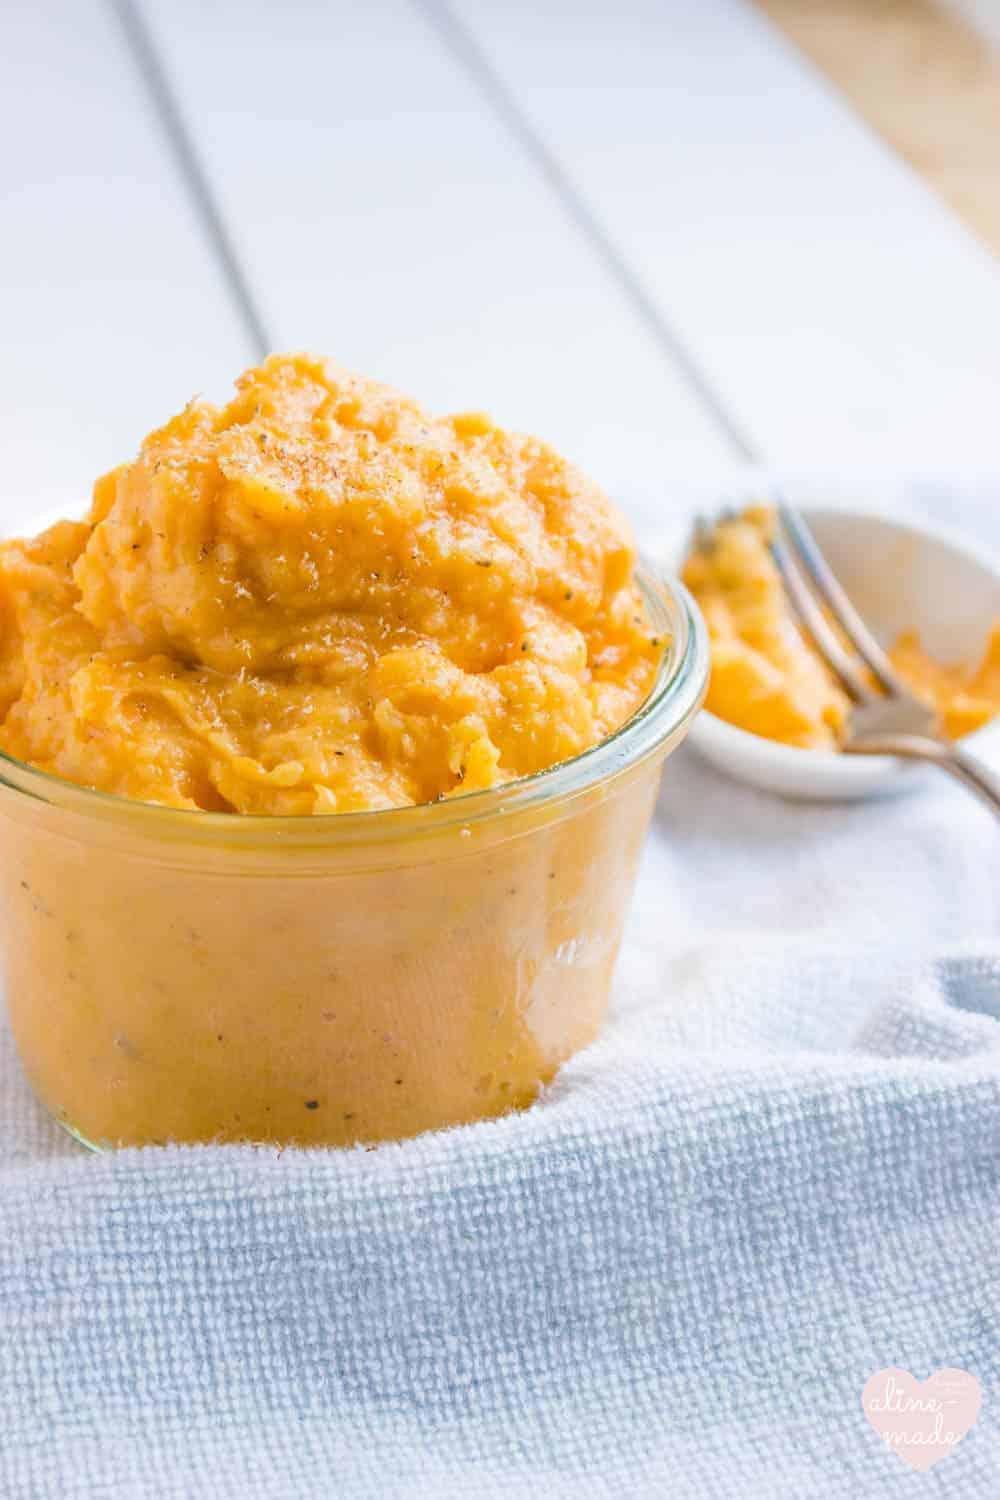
[0,562,708,847]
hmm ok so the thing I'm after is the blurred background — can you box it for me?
[3,0,999,532]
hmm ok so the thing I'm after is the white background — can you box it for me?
[2,0,998,535]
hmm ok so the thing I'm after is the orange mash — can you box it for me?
[0,354,656,811]
[683,506,1000,749]
[0,355,687,1151]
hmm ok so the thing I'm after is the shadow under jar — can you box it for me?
[0,567,706,1150]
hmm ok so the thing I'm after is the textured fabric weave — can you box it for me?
[1,479,998,1498]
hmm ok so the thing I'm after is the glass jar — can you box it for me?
[0,566,706,1149]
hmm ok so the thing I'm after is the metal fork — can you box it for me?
[765,505,1000,816]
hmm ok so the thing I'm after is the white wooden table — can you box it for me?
[3,0,999,536]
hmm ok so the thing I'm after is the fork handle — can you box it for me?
[844,736,1000,817]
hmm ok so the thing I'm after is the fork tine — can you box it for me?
[768,531,874,704]
[777,504,907,695]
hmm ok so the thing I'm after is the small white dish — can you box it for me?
[668,506,1000,802]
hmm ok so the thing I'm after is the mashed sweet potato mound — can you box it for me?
[0,355,658,813]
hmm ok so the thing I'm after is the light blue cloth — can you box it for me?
[1,480,998,1498]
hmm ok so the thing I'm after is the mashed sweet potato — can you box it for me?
[0,354,658,813]
[683,506,1000,749]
